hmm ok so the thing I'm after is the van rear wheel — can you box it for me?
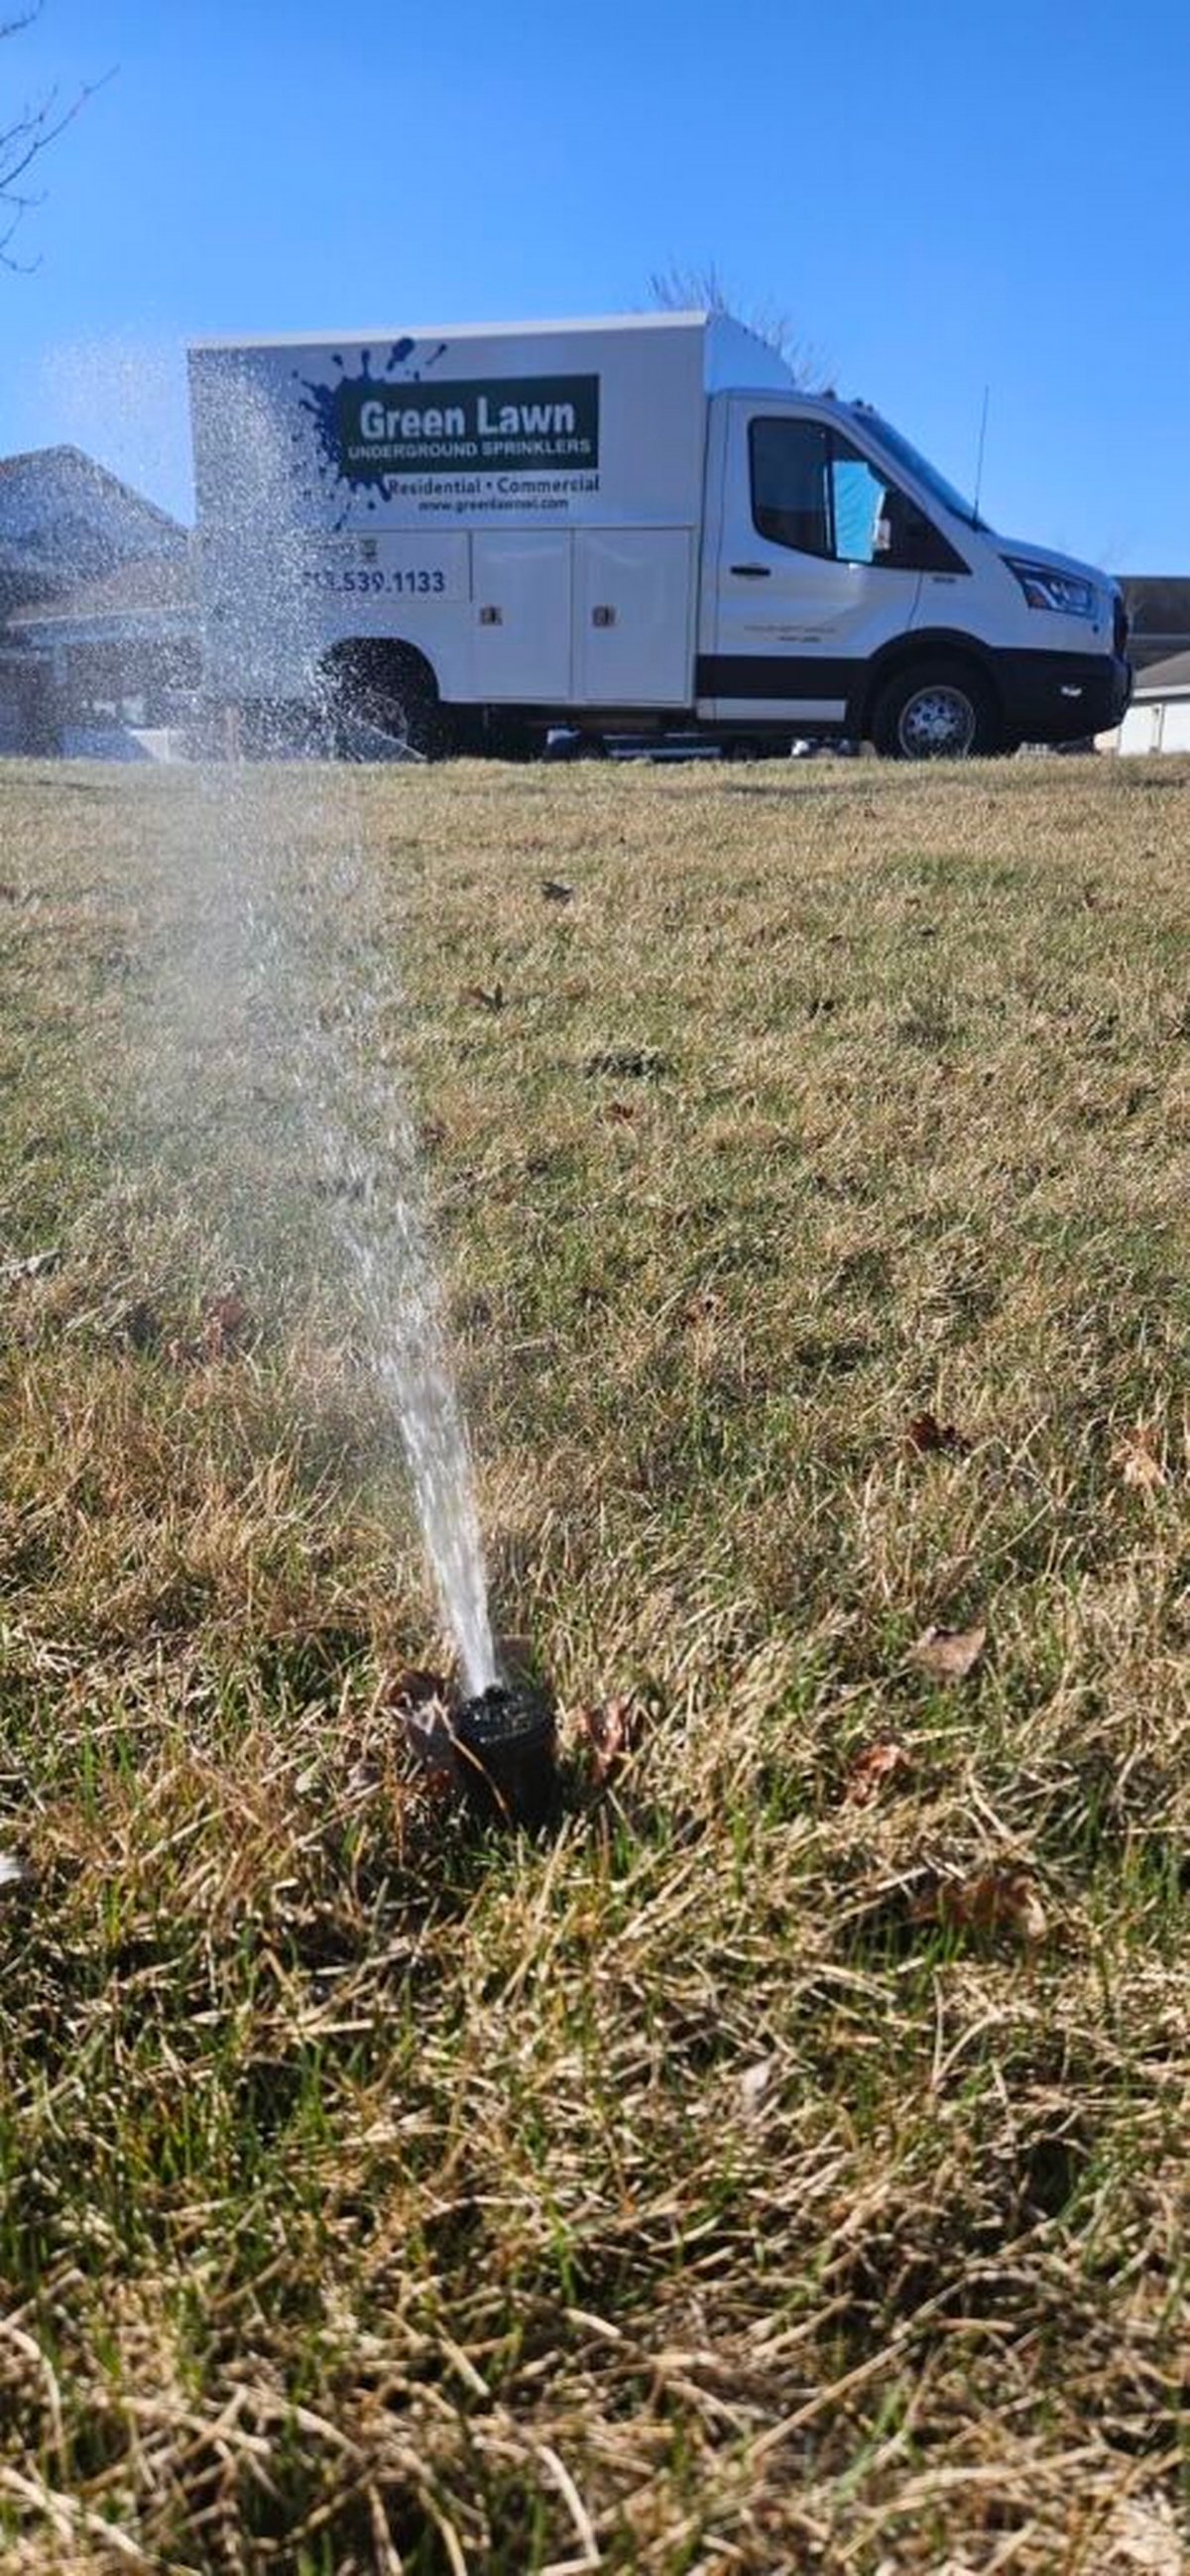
[871,659,1001,761]
[348,673,446,761]
[320,644,450,761]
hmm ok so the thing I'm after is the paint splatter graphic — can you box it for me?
[294,340,444,526]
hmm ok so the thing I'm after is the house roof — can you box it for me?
[1115,577,1190,672]
[8,549,195,630]
[0,443,188,623]
[0,443,183,535]
[1120,574,1190,620]
[1131,648,1190,698]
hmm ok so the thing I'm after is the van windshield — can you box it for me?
[854,413,983,528]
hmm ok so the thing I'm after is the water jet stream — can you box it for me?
[153,364,499,1695]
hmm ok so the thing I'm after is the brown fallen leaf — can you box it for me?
[384,1665,448,1714]
[600,1100,638,1125]
[387,1671,456,1797]
[462,982,505,1012]
[905,1410,971,1459]
[844,1738,912,1806]
[1112,1425,1167,1491]
[910,1622,987,1684]
[574,1693,648,1787]
[540,878,573,903]
[201,1290,250,1358]
[913,1867,1046,1947]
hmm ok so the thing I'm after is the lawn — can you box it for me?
[0,751,1187,2573]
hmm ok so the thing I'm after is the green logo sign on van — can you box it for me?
[336,373,600,481]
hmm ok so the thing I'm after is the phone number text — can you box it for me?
[303,566,448,596]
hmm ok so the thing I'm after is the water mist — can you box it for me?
[162,361,499,1700]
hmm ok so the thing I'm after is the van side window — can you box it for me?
[830,436,968,572]
[750,418,832,556]
[750,418,969,573]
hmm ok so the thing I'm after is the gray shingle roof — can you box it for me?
[8,549,194,629]
[1131,649,1190,698]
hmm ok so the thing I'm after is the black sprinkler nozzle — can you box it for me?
[452,1683,559,1828]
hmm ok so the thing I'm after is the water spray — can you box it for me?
[185,363,561,1828]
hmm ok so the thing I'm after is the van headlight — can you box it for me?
[1005,557,1097,619]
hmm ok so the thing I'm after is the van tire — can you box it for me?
[351,672,447,761]
[870,659,1001,761]
[320,643,450,761]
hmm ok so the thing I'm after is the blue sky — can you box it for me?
[0,0,1185,571]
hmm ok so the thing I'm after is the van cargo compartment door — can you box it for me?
[574,529,692,706]
[471,531,572,701]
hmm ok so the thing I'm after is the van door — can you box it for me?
[471,531,572,701]
[703,401,929,725]
[573,529,693,706]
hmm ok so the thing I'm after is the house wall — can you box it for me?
[1118,696,1190,755]
[0,653,52,754]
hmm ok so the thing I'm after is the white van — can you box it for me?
[187,311,1131,760]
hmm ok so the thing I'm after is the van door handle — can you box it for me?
[730,563,771,578]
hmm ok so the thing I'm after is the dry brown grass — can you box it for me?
[0,751,1188,2572]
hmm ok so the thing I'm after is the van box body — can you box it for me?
[188,312,1131,755]
[189,314,786,713]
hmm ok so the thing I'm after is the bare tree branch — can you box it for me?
[1,3,114,272]
[647,259,830,392]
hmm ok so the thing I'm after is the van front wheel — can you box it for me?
[870,660,1001,761]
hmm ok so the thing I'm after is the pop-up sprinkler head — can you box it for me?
[452,1682,559,1829]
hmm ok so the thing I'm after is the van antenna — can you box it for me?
[973,383,990,526]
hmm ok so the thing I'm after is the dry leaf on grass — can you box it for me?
[383,1669,455,1796]
[584,1047,669,1080]
[910,1622,987,1683]
[600,1100,638,1125]
[540,878,573,903]
[166,1289,253,1370]
[383,1666,448,1715]
[574,1694,649,1786]
[1,1246,61,1284]
[912,1866,1047,1947]
[1102,2493,1183,2576]
[905,1410,971,1458]
[843,1739,913,1805]
[738,2057,774,2116]
[1112,1425,1168,1491]
[201,1290,251,1359]
[462,982,505,1012]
